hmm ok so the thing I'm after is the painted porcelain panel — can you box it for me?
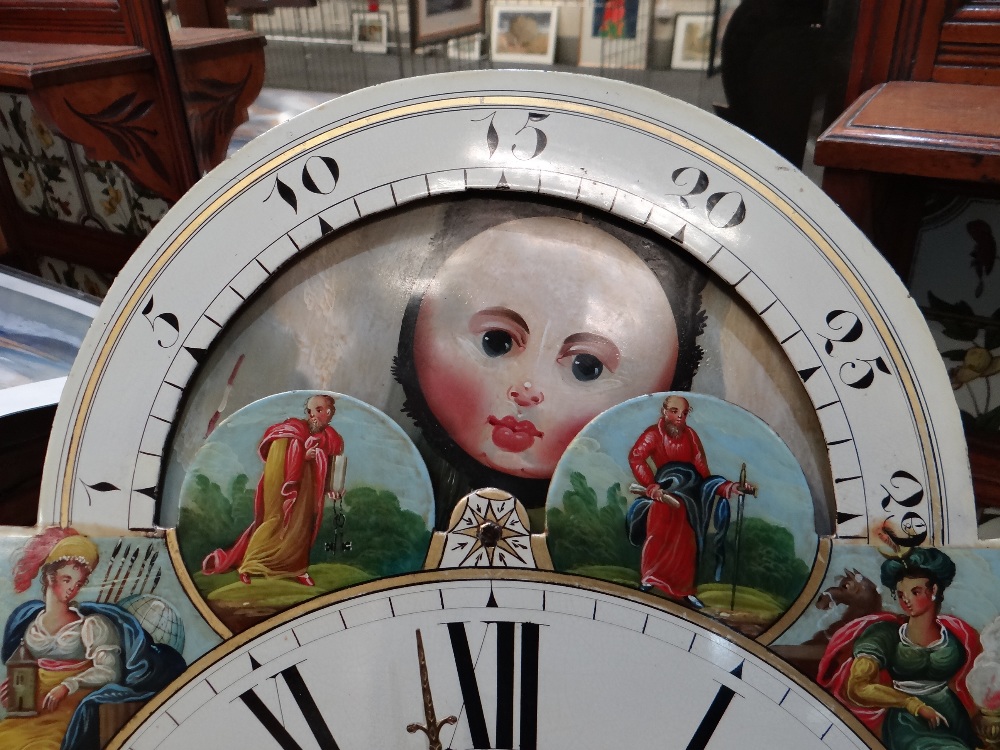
[0,94,172,240]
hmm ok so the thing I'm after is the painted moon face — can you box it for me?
[413,216,678,479]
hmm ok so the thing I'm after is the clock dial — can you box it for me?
[3,69,986,750]
[110,575,875,750]
[39,72,969,550]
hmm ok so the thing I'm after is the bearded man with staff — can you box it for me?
[627,395,756,609]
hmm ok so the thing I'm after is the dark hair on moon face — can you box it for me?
[880,547,956,602]
[392,194,708,511]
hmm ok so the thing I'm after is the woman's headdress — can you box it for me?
[879,546,956,592]
[12,527,99,593]
[45,534,99,571]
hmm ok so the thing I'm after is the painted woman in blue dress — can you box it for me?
[0,528,185,750]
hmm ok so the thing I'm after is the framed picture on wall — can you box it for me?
[408,0,486,47]
[490,6,559,65]
[577,0,650,69]
[352,11,390,53]
[671,12,721,70]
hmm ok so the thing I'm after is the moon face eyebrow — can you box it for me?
[560,332,622,372]
[469,307,530,335]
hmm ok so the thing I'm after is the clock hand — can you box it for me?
[407,629,458,750]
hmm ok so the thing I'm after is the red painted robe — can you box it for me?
[628,421,729,598]
[202,418,344,576]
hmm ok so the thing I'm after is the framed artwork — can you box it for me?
[592,0,639,38]
[577,0,650,69]
[408,0,486,48]
[0,268,97,416]
[352,11,389,53]
[490,6,559,65]
[671,12,721,71]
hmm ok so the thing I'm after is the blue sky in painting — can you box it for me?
[181,391,434,525]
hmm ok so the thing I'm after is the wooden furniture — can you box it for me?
[815,0,1000,515]
[818,80,1000,277]
[1,404,57,526]
[0,0,264,278]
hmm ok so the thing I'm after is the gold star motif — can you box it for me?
[450,498,529,566]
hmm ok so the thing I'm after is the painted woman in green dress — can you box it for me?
[818,548,982,749]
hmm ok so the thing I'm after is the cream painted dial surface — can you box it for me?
[112,575,875,750]
[41,71,970,548]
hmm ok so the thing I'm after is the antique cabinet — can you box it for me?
[815,0,1000,518]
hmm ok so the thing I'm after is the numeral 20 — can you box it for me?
[667,167,746,228]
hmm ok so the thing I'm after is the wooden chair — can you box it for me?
[0,0,264,281]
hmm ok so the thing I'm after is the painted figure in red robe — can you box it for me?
[628,395,754,608]
[201,394,344,587]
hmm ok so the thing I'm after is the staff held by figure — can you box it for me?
[729,462,757,612]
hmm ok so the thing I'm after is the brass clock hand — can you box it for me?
[407,629,458,750]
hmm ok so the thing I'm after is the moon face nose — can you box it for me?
[507,385,543,407]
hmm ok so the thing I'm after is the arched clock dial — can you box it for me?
[39,71,971,548]
[7,68,989,750]
[109,575,876,750]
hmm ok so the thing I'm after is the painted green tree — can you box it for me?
[177,473,256,572]
[313,486,431,576]
[708,517,810,607]
[547,471,640,585]
[178,473,430,579]
[547,471,809,604]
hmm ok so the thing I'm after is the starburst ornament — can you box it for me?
[439,488,536,568]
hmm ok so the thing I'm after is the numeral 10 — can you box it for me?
[265,155,340,213]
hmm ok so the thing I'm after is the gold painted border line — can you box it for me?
[62,93,938,543]
[758,536,832,645]
[165,528,233,639]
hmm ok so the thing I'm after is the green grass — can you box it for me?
[200,563,373,606]
[696,584,784,617]
[570,565,641,588]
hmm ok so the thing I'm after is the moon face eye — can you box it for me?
[482,330,514,357]
[571,353,604,381]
